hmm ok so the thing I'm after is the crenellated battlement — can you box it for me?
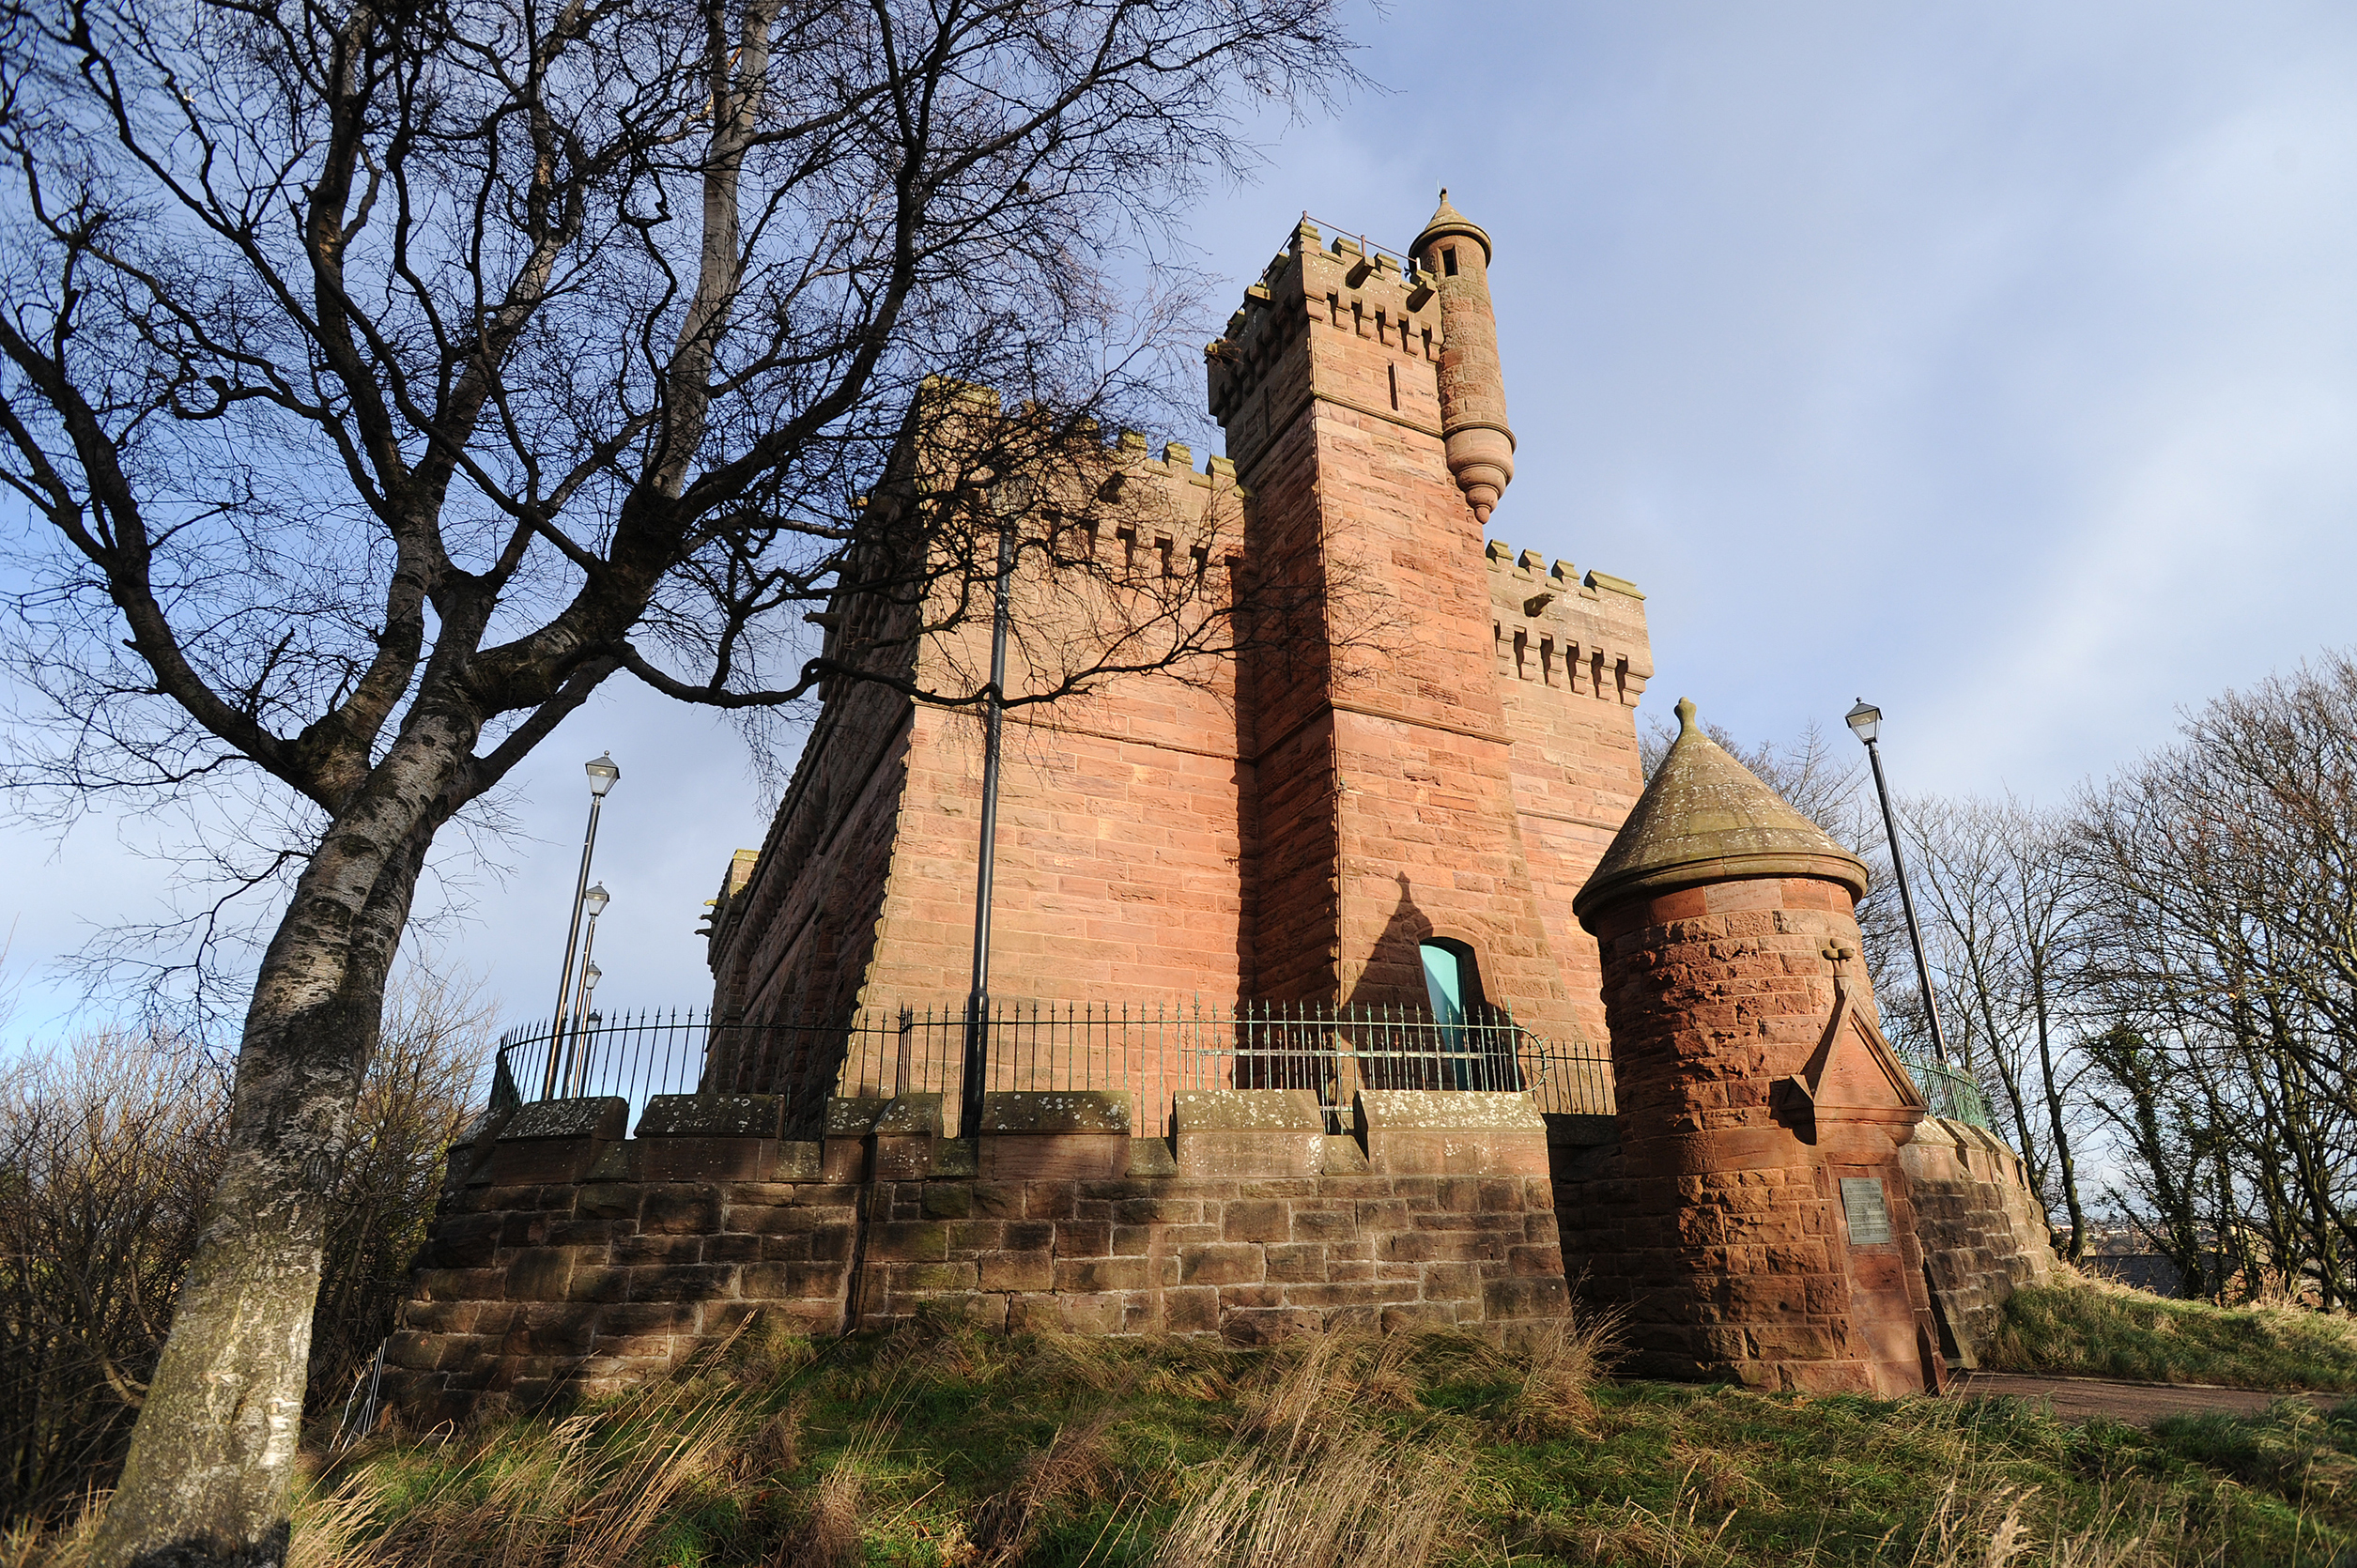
[1484,539,1653,707]
[897,378,1248,571]
[1205,220,1449,474]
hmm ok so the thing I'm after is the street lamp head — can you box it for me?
[583,883,610,918]
[989,469,1036,518]
[1844,699,1882,746]
[585,752,621,796]
[582,961,601,992]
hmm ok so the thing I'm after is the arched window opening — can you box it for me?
[1419,938,1483,1025]
[1419,939,1517,1092]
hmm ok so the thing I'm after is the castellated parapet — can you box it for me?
[1485,542,1650,708]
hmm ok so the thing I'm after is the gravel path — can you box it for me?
[1954,1371,2349,1424]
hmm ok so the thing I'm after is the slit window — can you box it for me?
[1441,246,1458,277]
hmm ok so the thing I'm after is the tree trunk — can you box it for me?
[2030,961,2085,1262]
[91,829,427,1566]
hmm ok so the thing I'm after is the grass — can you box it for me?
[1987,1276,2357,1391]
[16,1306,2357,1566]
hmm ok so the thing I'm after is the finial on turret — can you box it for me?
[1675,697,1697,733]
[1413,187,1493,264]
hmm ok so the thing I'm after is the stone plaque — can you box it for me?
[1840,1177,1894,1246]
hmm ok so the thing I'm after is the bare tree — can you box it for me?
[0,1030,225,1528]
[1901,795,2088,1258]
[0,0,1356,1556]
[2072,650,2357,1305]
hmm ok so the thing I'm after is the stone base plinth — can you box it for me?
[383,1089,1570,1422]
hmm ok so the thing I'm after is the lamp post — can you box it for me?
[566,958,604,1097]
[1844,700,1952,1068]
[562,886,609,1096]
[962,473,1030,1139]
[545,752,621,1099]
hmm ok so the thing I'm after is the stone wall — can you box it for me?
[1900,1117,2059,1364]
[383,1088,1570,1424]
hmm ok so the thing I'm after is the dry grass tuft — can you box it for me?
[773,1404,894,1568]
[285,1367,756,1568]
[964,1410,1119,1564]
[1025,1331,1136,1394]
[734,1396,807,1486]
[778,1462,863,1568]
[1145,1325,1482,1568]
[1238,1328,1477,1448]
[1501,1306,1625,1441]
[1892,1476,2179,1568]
[1538,1468,1741,1568]
[728,1316,824,1390]
[1665,1442,1774,1514]
[1148,1423,1465,1568]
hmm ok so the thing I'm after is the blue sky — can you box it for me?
[5,0,2353,1039]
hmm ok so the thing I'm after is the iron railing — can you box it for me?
[488,998,1616,1138]
[483,1001,1992,1138]
[1899,1053,1994,1130]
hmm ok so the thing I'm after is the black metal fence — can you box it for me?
[485,1001,1995,1139]
[489,998,1617,1138]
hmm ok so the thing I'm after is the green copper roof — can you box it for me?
[1574,698,1869,927]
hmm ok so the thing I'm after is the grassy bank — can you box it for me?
[1988,1278,2357,1391]
[15,1311,2357,1566]
[205,1322,2357,1563]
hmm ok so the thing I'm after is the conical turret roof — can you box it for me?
[1412,187,1492,263]
[1574,698,1869,927]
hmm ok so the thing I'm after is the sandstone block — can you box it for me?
[1164,1286,1221,1333]
[636,1185,721,1236]
[980,1090,1132,1134]
[979,1251,1054,1292]
[1220,1307,1320,1345]
[1264,1242,1326,1283]
[1482,1275,1568,1319]
[981,1132,1126,1181]
[1222,1200,1291,1243]
[1055,1255,1152,1293]
[628,1263,737,1303]
[741,1260,846,1299]
[870,1221,949,1262]
[501,1097,628,1142]
[1181,1243,1264,1286]
[1283,1280,1417,1309]
[893,1261,980,1293]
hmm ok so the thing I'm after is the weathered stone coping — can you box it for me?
[468,1087,1554,1187]
[502,1096,626,1141]
[637,1093,779,1138]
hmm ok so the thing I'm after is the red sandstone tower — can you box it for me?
[708,189,1654,1111]
[1207,193,1641,1051]
[1572,699,1945,1395]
